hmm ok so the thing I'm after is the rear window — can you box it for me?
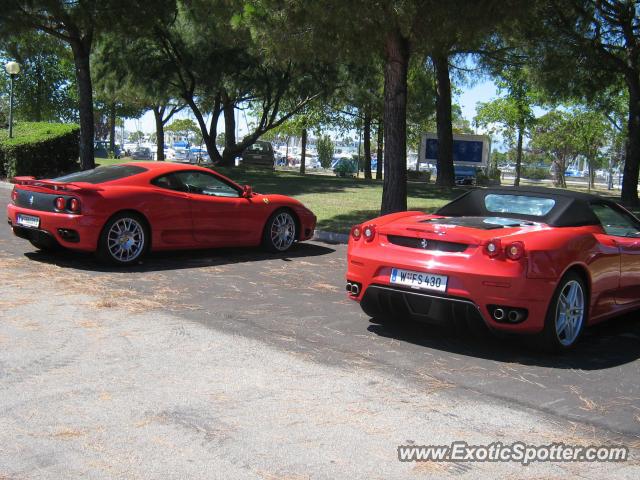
[53,165,148,184]
[485,194,555,217]
[247,142,271,153]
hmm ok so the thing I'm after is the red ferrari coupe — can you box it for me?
[346,187,640,350]
[7,162,316,265]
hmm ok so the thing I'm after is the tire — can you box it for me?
[262,209,297,252]
[97,212,149,265]
[539,271,587,351]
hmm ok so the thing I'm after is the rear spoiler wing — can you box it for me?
[11,176,103,192]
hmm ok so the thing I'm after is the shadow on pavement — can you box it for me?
[367,313,640,371]
[23,242,335,273]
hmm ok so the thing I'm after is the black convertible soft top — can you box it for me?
[436,187,621,227]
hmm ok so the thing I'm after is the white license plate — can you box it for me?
[16,214,40,228]
[389,268,448,292]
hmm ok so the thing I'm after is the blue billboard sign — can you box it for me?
[425,138,485,164]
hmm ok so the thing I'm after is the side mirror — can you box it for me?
[242,185,253,198]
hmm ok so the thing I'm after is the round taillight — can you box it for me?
[55,197,66,211]
[11,188,18,202]
[351,225,362,240]
[506,241,525,260]
[69,198,80,213]
[485,239,501,257]
[363,225,376,242]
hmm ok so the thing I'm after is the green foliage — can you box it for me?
[128,131,145,143]
[0,32,77,123]
[317,135,334,168]
[165,118,199,135]
[520,166,549,180]
[0,122,79,178]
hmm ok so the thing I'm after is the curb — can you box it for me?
[312,230,348,244]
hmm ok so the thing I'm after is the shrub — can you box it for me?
[317,135,334,169]
[521,166,549,180]
[407,170,431,182]
[477,169,502,186]
[0,122,79,179]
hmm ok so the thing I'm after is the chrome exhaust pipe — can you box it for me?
[508,310,521,323]
[346,282,352,292]
[493,308,505,321]
[351,284,360,296]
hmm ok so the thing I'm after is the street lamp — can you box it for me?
[5,61,21,138]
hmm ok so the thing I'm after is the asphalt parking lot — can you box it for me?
[1,183,639,478]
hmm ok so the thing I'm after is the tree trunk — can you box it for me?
[71,38,95,170]
[221,96,237,166]
[514,123,524,187]
[621,75,640,206]
[153,106,165,161]
[185,96,221,164]
[552,156,567,188]
[35,61,43,122]
[381,29,409,215]
[376,118,383,180]
[109,102,116,155]
[300,128,307,175]
[364,108,372,179]
[433,53,454,187]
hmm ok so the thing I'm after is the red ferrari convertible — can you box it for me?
[7,162,316,265]
[346,187,640,350]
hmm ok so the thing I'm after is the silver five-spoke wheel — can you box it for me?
[554,279,585,347]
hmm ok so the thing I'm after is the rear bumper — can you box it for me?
[361,284,486,328]
[347,246,557,334]
[7,204,102,252]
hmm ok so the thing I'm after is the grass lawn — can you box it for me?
[215,167,466,233]
[94,157,638,233]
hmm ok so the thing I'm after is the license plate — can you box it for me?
[16,213,40,228]
[390,268,448,292]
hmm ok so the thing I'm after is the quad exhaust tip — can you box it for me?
[493,308,505,321]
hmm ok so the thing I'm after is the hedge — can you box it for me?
[0,122,80,179]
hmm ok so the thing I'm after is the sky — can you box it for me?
[124,79,500,142]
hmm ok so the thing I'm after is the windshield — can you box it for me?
[53,165,148,184]
[484,194,555,217]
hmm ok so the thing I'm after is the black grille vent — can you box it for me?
[14,190,71,212]
[387,235,468,252]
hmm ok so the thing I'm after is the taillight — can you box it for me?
[11,188,18,203]
[69,198,80,213]
[363,224,376,242]
[505,241,525,260]
[484,239,501,257]
[55,197,66,211]
[351,225,362,241]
